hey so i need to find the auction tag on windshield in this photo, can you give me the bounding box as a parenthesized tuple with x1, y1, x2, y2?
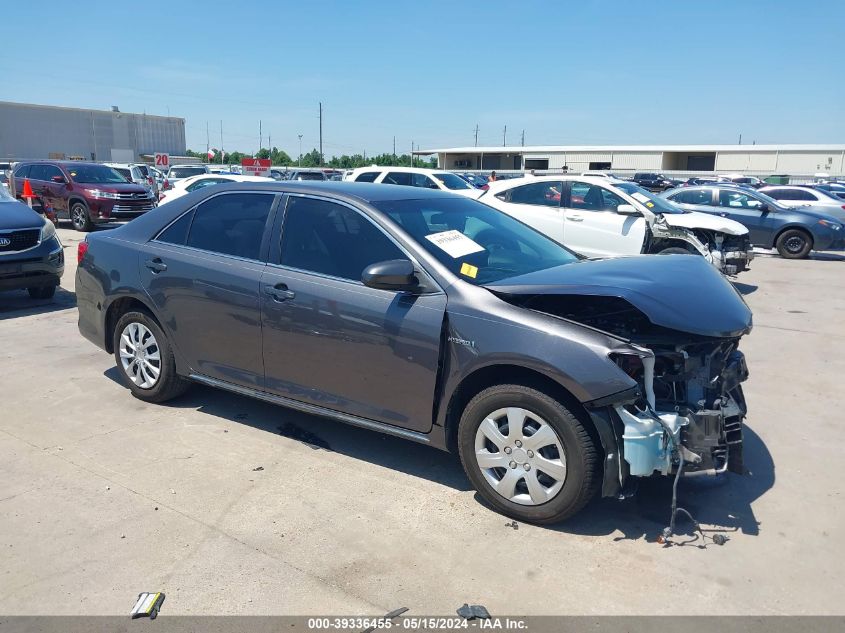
(425, 230, 485, 258)
(630, 192, 651, 204)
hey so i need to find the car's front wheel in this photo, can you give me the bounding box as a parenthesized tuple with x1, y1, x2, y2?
(775, 229, 813, 259)
(70, 201, 94, 232)
(112, 310, 189, 403)
(457, 385, 599, 524)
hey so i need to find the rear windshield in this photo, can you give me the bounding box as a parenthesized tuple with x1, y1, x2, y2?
(433, 172, 472, 190)
(294, 172, 326, 180)
(113, 168, 133, 180)
(169, 167, 207, 178)
(66, 164, 129, 184)
(135, 165, 150, 176)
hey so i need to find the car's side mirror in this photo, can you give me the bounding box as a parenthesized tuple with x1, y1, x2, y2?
(758, 204, 769, 212)
(51, 175, 66, 184)
(617, 204, 639, 215)
(362, 259, 419, 291)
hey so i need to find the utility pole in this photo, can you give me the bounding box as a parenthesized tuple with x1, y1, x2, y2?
(259, 120, 262, 156)
(521, 129, 525, 146)
(503, 125, 507, 147)
(220, 120, 224, 165)
(738, 133, 742, 145)
(298, 134, 303, 167)
(474, 124, 479, 147)
(393, 136, 396, 161)
(206, 121, 210, 164)
(318, 102, 323, 167)
(410, 141, 414, 167)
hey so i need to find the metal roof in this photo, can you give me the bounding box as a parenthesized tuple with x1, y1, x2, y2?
(415, 144, 845, 154)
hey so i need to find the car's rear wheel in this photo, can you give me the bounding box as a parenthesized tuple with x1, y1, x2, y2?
(70, 201, 93, 232)
(112, 310, 189, 403)
(775, 229, 812, 259)
(27, 286, 56, 299)
(457, 385, 598, 524)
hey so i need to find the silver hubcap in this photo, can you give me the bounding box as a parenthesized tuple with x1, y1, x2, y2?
(474, 407, 566, 506)
(119, 322, 161, 389)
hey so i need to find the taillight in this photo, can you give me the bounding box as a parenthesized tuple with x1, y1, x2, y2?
(77, 240, 89, 264)
(159, 193, 166, 202)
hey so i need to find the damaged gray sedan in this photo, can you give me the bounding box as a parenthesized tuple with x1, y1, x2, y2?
(76, 183, 751, 524)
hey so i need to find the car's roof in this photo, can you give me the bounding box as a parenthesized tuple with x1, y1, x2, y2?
(185, 180, 463, 202)
(484, 174, 635, 195)
(349, 166, 450, 175)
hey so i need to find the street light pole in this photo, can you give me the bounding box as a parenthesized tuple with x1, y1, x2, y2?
(298, 134, 303, 167)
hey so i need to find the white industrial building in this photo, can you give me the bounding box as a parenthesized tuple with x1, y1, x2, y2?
(415, 144, 845, 177)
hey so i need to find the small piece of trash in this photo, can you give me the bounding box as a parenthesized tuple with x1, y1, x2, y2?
(154, 507, 158, 511)
(170, 489, 176, 495)
(106, 486, 111, 491)
(252, 466, 264, 472)
(223, 430, 229, 433)
(505, 521, 519, 530)
(130, 592, 165, 619)
(57, 446, 63, 451)
(121, 535, 126, 539)
(457, 603, 490, 620)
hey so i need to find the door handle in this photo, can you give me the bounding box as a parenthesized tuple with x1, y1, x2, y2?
(264, 283, 295, 302)
(144, 258, 167, 273)
(567, 215, 584, 222)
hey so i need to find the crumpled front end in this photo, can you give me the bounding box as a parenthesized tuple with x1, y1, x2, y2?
(612, 340, 749, 479)
(651, 215, 754, 275)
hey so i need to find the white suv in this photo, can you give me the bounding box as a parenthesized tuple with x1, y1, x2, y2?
(480, 176, 753, 275)
(344, 166, 482, 199)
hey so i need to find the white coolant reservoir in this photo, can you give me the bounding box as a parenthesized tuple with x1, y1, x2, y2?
(617, 408, 688, 476)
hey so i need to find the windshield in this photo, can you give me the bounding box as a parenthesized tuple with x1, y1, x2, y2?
(169, 167, 207, 178)
(373, 197, 579, 285)
(66, 164, 129, 184)
(614, 182, 686, 214)
(433, 172, 472, 190)
(294, 172, 326, 180)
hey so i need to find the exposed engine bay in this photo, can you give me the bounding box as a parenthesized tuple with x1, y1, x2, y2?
(509, 293, 749, 482)
(649, 216, 753, 276)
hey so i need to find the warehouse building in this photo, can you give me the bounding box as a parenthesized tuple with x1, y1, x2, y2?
(416, 144, 845, 177)
(0, 101, 186, 162)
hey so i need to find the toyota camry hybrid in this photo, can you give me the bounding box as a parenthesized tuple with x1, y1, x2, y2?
(76, 182, 751, 524)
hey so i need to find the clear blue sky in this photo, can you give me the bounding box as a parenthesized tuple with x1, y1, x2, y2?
(1, 0, 843, 157)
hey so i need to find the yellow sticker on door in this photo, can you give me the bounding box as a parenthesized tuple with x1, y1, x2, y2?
(460, 262, 478, 278)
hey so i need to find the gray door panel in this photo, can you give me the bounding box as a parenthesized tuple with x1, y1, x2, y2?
(260, 267, 446, 432)
(139, 243, 266, 388)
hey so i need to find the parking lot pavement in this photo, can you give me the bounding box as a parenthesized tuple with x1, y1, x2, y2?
(1, 226, 843, 616)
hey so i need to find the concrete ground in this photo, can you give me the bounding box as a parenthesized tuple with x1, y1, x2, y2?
(1, 226, 843, 616)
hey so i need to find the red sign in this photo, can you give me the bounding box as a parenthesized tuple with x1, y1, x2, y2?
(241, 158, 272, 177)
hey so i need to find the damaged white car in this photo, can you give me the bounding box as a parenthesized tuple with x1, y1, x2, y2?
(480, 176, 753, 275)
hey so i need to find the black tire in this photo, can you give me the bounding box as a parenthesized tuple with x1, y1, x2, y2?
(27, 286, 56, 299)
(457, 384, 599, 524)
(775, 228, 813, 259)
(112, 310, 189, 403)
(70, 200, 94, 232)
(657, 246, 692, 255)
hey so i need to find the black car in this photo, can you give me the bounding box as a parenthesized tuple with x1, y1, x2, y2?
(76, 182, 751, 524)
(633, 172, 681, 191)
(0, 186, 64, 298)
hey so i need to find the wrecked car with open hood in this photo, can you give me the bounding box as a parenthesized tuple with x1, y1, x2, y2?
(480, 175, 754, 276)
(77, 183, 751, 524)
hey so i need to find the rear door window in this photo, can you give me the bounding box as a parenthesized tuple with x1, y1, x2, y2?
(671, 189, 712, 205)
(354, 171, 380, 182)
(568, 182, 621, 211)
(28, 165, 51, 181)
(185, 193, 275, 260)
(506, 181, 563, 207)
(383, 172, 412, 186)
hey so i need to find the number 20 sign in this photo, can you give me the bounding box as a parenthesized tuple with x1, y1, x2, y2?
(154, 153, 170, 169)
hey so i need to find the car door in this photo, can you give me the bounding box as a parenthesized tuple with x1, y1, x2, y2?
(38, 164, 68, 215)
(26, 164, 51, 210)
(713, 189, 773, 246)
(488, 181, 564, 243)
(562, 181, 646, 257)
(139, 191, 278, 388)
(260, 194, 447, 432)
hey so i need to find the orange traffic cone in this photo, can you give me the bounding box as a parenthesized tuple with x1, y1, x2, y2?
(21, 178, 36, 208)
